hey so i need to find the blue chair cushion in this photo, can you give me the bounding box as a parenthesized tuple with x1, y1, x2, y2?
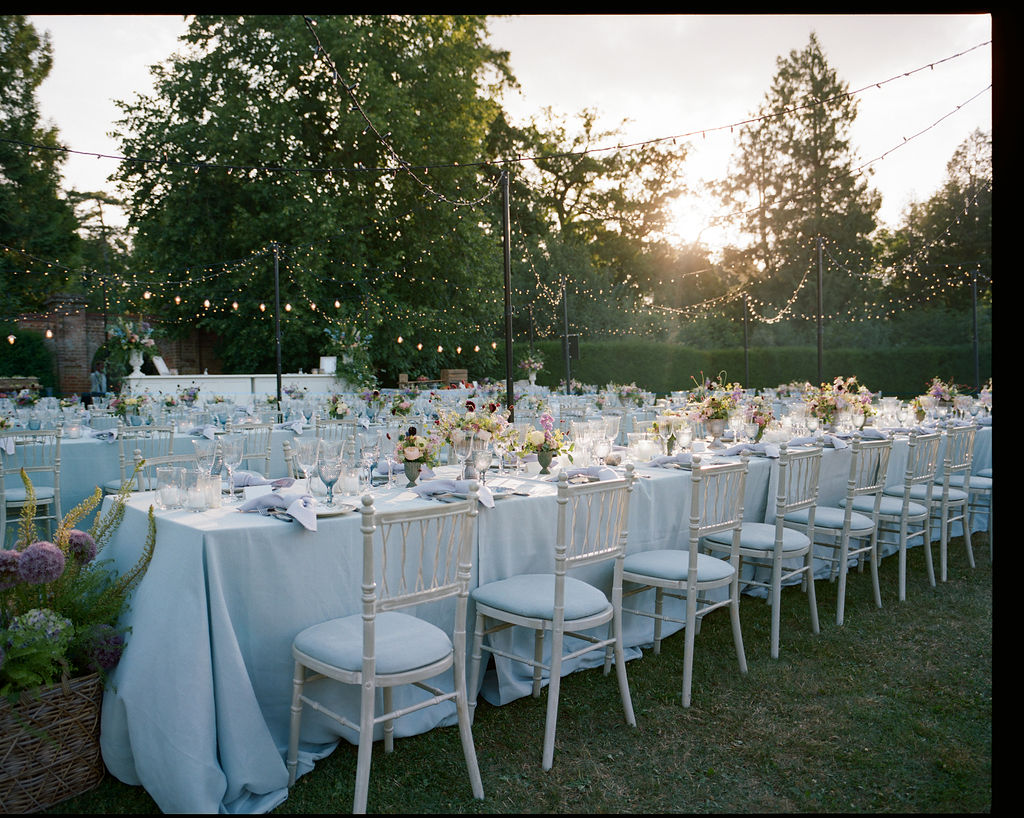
(939, 474, 992, 491)
(471, 574, 610, 622)
(624, 549, 734, 584)
(3, 486, 56, 503)
(841, 494, 928, 519)
(785, 505, 874, 532)
(705, 521, 810, 553)
(884, 484, 968, 502)
(293, 610, 452, 675)
(977, 468, 991, 479)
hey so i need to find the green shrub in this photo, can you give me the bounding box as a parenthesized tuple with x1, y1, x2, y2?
(0, 324, 56, 389)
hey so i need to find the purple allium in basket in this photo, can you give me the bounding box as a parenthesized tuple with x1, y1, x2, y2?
(79, 623, 126, 672)
(67, 529, 97, 564)
(0, 548, 20, 590)
(17, 540, 65, 584)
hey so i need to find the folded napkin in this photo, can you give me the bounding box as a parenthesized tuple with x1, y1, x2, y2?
(190, 425, 219, 440)
(648, 453, 694, 468)
(409, 479, 493, 508)
(87, 428, 118, 442)
(718, 442, 781, 458)
(1, 437, 13, 456)
(977, 415, 992, 426)
(786, 434, 847, 449)
(232, 471, 295, 489)
(239, 491, 317, 531)
(547, 465, 619, 482)
(275, 420, 306, 435)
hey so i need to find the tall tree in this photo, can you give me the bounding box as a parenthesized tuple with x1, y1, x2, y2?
(876, 128, 991, 313)
(110, 14, 516, 379)
(715, 32, 882, 328)
(0, 15, 81, 319)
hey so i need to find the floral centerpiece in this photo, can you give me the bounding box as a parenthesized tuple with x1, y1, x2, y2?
(179, 385, 200, 406)
(109, 393, 148, 419)
(14, 389, 39, 408)
(616, 383, 645, 408)
(326, 394, 350, 419)
(926, 377, 960, 403)
(520, 413, 572, 473)
(686, 372, 742, 422)
(324, 324, 376, 389)
(804, 376, 874, 427)
(743, 395, 776, 442)
(390, 394, 414, 417)
(160, 393, 178, 409)
(560, 378, 595, 396)
(209, 394, 228, 405)
(518, 353, 544, 375)
(106, 316, 158, 374)
(0, 415, 12, 430)
(282, 384, 307, 401)
(978, 378, 992, 408)
(59, 395, 81, 410)
(359, 389, 388, 418)
(435, 401, 509, 448)
(393, 426, 442, 486)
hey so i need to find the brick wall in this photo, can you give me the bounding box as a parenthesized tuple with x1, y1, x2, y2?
(16, 295, 223, 396)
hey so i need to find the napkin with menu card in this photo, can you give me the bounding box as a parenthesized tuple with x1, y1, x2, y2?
(232, 471, 295, 489)
(239, 491, 317, 530)
(718, 442, 781, 458)
(190, 425, 218, 440)
(546, 465, 619, 482)
(87, 427, 118, 443)
(275, 420, 307, 435)
(787, 434, 848, 449)
(409, 479, 494, 508)
(648, 453, 695, 469)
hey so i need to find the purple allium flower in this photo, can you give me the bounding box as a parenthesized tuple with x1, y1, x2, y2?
(0, 549, 20, 591)
(77, 623, 126, 673)
(67, 529, 97, 564)
(17, 541, 65, 585)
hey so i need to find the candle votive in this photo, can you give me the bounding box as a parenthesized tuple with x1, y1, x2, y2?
(156, 467, 183, 510)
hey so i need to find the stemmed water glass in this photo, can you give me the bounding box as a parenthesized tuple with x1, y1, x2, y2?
(192, 437, 217, 475)
(295, 438, 320, 494)
(317, 440, 343, 507)
(472, 442, 493, 485)
(452, 430, 473, 479)
(220, 435, 244, 505)
(655, 416, 672, 456)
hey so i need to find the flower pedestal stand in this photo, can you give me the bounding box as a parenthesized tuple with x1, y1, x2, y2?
(403, 461, 421, 487)
(0, 673, 105, 813)
(128, 349, 144, 377)
(707, 418, 727, 449)
(537, 450, 554, 474)
(528, 372, 537, 385)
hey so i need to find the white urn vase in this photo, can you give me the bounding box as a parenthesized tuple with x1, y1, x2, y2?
(129, 350, 144, 376)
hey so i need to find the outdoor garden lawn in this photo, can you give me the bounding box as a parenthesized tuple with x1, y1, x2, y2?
(48, 533, 991, 815)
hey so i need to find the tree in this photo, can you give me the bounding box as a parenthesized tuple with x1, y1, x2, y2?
(715, 32, 882, 330)
(0, 15, 81, 320)
(109, 14, 516, 380)
(876, 128, 991, 313)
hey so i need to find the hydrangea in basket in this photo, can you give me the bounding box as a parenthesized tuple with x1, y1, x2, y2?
(0, 467, 156, 812)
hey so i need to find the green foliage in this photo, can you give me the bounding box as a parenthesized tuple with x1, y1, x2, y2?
(0, 466, 157, 698)
(0, 323, 55, 387)
(0, 15, 82, 319)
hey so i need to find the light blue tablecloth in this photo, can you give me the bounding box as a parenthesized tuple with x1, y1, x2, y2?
(96, 428, 990, 813)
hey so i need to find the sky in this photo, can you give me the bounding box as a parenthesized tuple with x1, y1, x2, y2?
(29, 14, 993, 251)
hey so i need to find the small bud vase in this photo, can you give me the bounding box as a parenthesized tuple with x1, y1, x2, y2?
(403, 461, 421, 487)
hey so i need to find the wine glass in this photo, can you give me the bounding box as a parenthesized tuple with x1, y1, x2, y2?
(472, 443, 493, 485)
(220, 435, 245, 505)
(357, 430, 380, 493)
(295, 438, 320, 494)
(452, 430, 473, 479)
(806, 415, 819, 436)
(593, 437, 611, 465)
(192, 437, 217, 475)
(317, 440, 344, 507)
(655, 416, 672, 456)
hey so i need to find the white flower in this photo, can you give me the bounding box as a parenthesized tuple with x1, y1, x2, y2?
(527, 430, 546, 447)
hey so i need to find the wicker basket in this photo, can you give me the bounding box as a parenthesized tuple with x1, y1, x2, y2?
(0, 673, 105, 813)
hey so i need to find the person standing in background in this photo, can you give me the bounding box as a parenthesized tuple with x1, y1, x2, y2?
(87, 360, 107, 406)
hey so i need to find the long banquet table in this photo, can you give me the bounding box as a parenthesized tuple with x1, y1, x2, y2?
(95, 426, 990, 814)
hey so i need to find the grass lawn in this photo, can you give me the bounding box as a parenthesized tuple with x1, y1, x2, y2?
(47, 533, 992, 814)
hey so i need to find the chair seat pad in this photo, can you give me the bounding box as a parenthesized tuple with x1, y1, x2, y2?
(471, 574, 610, 622)
(624, 549, 734, 584)
(4, 486, 55, 503)
(293, 611, 452, 675)
(939, 474, 992, 491)
(841, 494, 928, 519)
(977, 467, 991, 478)
(706, 522, 809, 553)
(785, 505, 874, 532)
(885, 484, 968, 502)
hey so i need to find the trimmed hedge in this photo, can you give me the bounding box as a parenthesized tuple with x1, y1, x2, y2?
(519, 339, 992, 399)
